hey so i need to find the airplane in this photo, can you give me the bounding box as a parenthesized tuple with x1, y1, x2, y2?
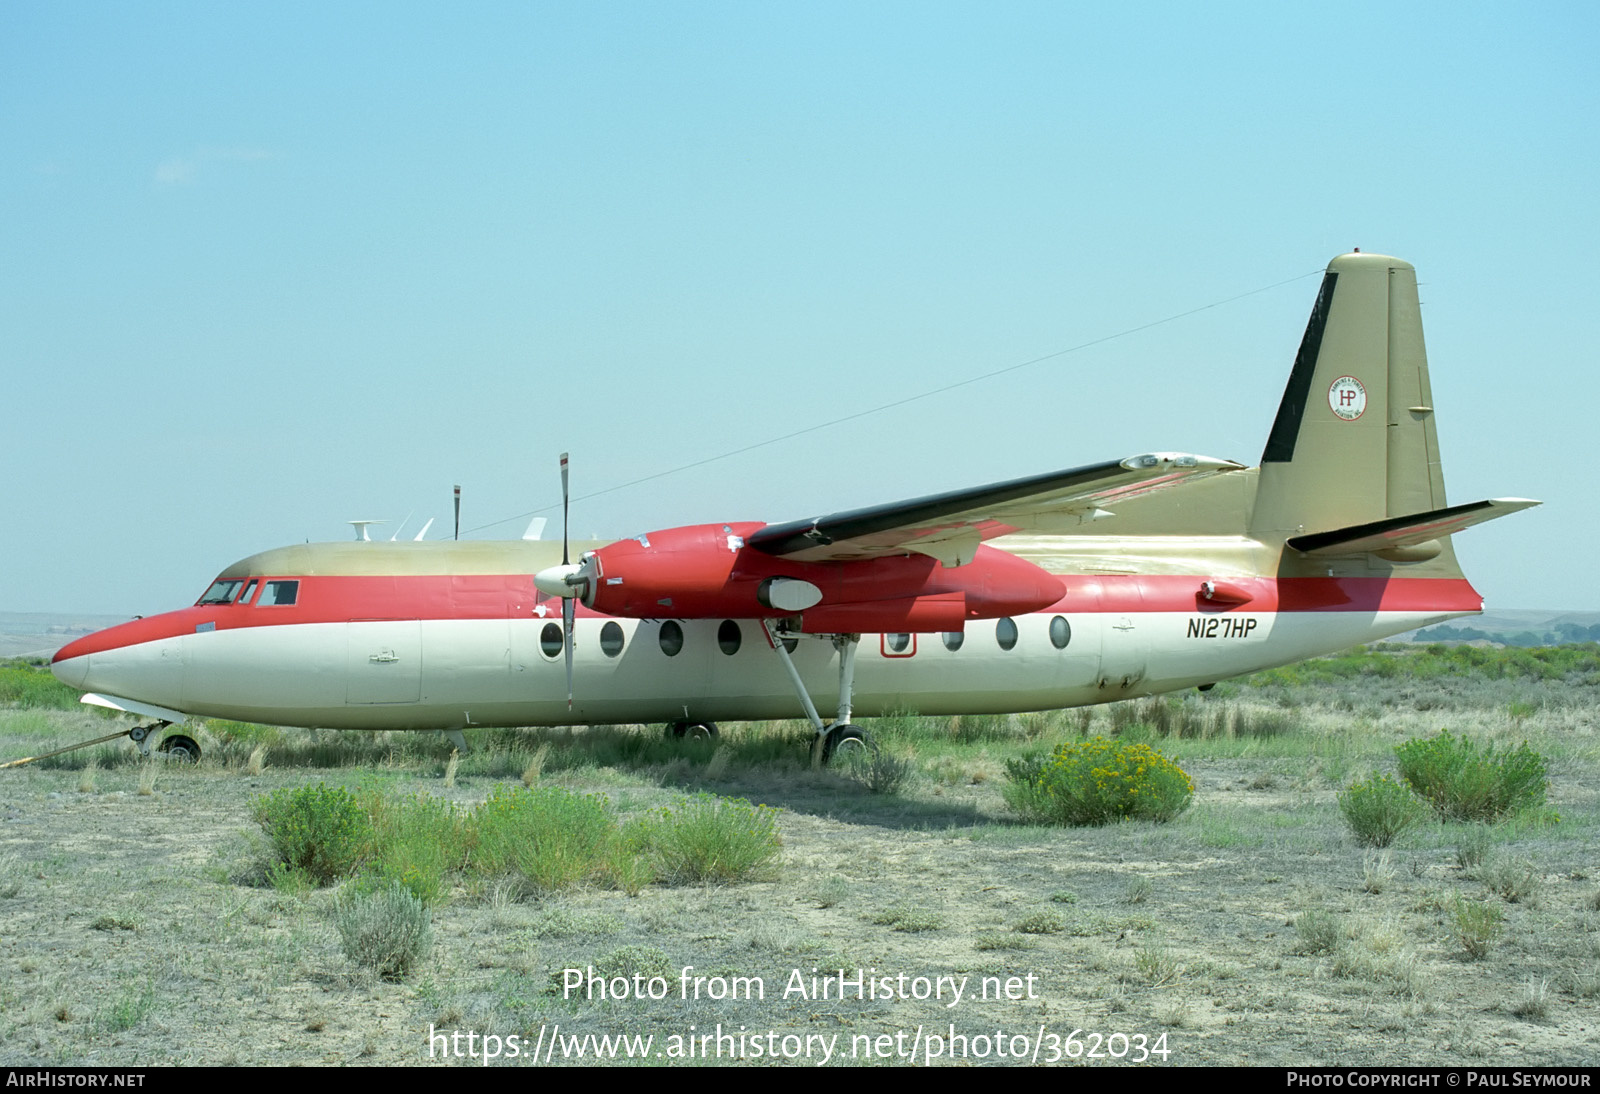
(46, 252, 1538, 766)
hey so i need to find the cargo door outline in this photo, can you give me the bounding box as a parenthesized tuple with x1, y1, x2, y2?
(1097, 584, 1148, 693)
(347, 621, 422, 704)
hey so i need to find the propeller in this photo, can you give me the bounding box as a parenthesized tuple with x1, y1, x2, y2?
(533, 453, 595, 711)
(561, 454, 574, 710)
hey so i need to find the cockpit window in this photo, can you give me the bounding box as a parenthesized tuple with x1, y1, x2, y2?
(197, 579, 244, 605)
(238, 580, 258, 605)
(258, 580, 299, 606)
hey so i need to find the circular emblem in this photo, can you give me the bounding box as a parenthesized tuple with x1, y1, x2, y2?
(1328, 376, 1366, 421)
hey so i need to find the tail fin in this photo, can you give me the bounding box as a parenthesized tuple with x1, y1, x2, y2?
(1251, 252, 1448, 538)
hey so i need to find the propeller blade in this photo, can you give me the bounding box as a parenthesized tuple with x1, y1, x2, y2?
(563, 595, 575, 712)
(560, 452, 570, 567)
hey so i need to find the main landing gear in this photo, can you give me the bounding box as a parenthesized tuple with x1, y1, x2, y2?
(666, 720, 719, 741)
(760, 621, 877, 767)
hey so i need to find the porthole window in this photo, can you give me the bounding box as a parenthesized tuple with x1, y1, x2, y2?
(941, 631, 964, 652)
(600, 621, 624, 658)
(540, 622, 562, 658)
(996, 617, 1018, 651)
(659, 620, 684, 657)
(717, 619, 741, 656)
(1049, 615, 1071, 650)
(886, 633, 910, 654)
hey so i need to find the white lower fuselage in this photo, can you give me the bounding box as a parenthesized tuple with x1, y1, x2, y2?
(53, 601, 1471, 732)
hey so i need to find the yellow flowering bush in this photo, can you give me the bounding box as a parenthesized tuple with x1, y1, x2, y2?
(1004, 738, 1194, 825)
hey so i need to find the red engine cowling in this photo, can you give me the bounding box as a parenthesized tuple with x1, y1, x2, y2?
(574, 521, 1066, 632)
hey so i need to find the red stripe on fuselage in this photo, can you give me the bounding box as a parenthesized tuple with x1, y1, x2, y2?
(52, 572, 1480, 663)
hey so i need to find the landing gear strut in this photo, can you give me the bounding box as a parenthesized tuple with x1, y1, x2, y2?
(761, 621, 874, 766)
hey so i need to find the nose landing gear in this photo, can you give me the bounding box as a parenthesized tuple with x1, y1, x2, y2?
(0, 720, 200, 769)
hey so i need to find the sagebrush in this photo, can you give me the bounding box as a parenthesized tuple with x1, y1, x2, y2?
(335, 879, 433, 980)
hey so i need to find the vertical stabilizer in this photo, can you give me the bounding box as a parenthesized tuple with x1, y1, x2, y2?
(1251, 253, 1448, 538)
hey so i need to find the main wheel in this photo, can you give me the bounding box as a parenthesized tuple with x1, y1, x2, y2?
(666, 720, 719, 741)
(157, 734, 201, 763)
(819, 723, 873, 765)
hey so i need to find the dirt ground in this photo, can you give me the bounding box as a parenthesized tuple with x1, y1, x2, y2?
(1, 697, 1597, 1068)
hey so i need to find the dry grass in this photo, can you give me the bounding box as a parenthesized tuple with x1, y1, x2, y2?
(0, 658, 1595, 1066)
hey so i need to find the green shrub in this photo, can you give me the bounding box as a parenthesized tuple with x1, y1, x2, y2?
(1003, 739, 1193, 826)
(1395, 731, 1548, 821)
(335, 879, 432, 980)
(1449, 893, 1504, 960)
(1338, 773, 1427, 847)
(472, 785, 622, 893)
(644, 794, 782, 884)
(252, 784, 371, 884)
(361, 792, 467, 906)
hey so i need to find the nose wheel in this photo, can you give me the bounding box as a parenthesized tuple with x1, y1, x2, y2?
(156, 734, 201, 763)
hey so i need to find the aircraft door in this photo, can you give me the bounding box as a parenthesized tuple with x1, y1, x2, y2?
(347, 621, 422, 704)
(1096, 582, 1149, 694)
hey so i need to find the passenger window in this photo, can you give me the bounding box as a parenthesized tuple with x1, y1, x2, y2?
(941, 631, 964, 652)
(996, 617, 1018, 651)
(259, 580, 299, 606)
(1050, 616, 1072, 650)
(717, 620, 741, 656)
(600, 621, 624, 658)
(659, 620, 684, 657)
(540, 623, 563, 658)
(885, 633, 911, 654)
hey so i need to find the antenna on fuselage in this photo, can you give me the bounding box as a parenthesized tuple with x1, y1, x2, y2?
(348, 520, 386, 541)
(454, 485, 461, 540)
(414, 517, 434, 541)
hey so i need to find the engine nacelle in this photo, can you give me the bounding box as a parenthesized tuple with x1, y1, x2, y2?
(571, 521, 1067, 629)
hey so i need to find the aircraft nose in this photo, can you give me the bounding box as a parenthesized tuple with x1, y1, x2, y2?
(51, 642, 90, 689)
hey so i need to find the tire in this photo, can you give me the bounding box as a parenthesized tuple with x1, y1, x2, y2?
(157, 734, 201, 763)
(820, 723, 873, 765)
(667, 720, 719, 741)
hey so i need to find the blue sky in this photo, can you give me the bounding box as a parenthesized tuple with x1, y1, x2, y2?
(3, 2, 1596, 615)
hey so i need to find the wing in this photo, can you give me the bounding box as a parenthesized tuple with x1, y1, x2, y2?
(746, 452, 1244, 565)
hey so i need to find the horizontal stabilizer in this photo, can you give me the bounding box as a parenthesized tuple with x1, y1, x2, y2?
(1285, 498, 1540, 558)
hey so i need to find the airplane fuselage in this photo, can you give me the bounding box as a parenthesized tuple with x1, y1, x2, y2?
(49, 534, 1480, 732)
